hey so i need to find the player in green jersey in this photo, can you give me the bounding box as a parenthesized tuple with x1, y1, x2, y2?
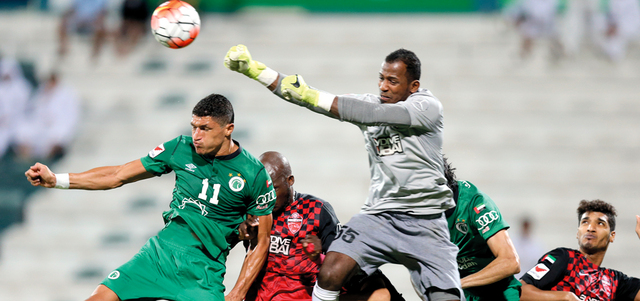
(443, 158, 522, 301)
(24, 94, 275, 301)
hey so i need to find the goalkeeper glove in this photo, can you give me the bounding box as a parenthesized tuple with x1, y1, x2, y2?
(281, 74, 335, 111)
(224, 44, 278, 86)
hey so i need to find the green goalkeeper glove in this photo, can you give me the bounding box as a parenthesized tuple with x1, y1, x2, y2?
(224, 44, 278, 86)
(281, 74, 335, 111)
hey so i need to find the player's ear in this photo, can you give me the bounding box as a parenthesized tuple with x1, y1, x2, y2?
(224, 122, 234, 136)
(288, 175, 295, 186)
(609, 230, 616, 243)
(409, 79, 420, 93)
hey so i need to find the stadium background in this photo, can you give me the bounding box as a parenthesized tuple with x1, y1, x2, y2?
(1, 0, 639, 300)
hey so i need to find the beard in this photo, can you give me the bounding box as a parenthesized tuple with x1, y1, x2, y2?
(579, 238, 608, 255)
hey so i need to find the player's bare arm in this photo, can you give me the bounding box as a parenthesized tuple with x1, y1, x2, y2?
(225, 213, 273, 301)
(459, 229, 520, 289)
(520, 283, 580, 301)
(25, 159, 154, 190)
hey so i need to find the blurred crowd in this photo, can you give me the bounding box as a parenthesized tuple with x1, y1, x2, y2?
(0, 55, 80, 238)
(58, 0, 150, 62)
(504, 0, 640, 62)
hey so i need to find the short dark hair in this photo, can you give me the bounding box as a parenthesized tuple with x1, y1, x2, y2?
(385, 48, 421, 82)
(192, 93, 234, 125)
(443, 156, 458, 202)
(577, 199, 617, 231)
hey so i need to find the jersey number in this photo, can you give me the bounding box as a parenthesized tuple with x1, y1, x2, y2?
(335, 226, 359, 243)
(198, 179, 220, 205)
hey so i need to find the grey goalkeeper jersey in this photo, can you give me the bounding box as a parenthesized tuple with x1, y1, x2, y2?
(338, 89, 454, 215)
(274, 78, 453, 215)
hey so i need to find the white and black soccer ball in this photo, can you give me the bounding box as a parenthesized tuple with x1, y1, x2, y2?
(150, 0, 200, 49)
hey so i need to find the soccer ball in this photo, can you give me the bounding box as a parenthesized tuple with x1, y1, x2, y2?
(150, 1, 200, 49)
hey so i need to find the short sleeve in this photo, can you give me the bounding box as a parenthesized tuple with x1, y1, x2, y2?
(318, 201, 340, 252)
(615, 271, 640, 300)
(469, 190, 510, 241)
(521, 248, 569, 290)
(140, 136, 182, 175)
(246, 166, 275, 216)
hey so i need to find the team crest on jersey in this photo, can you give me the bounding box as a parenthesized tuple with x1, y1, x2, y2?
(287, 212, 303, 234)
(148, 143, 165, 158)
(229, 176, 245, 192)
(455, 220, 469, 234)
(374, 134, 403, 156)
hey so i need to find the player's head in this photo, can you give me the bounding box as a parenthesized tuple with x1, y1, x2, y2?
(379, 48, 420, 104)
(576, 199, 617, 255)
(442, 156, 458, 203)
(259, 151, 294, 216)
(190, 94, 235, 156)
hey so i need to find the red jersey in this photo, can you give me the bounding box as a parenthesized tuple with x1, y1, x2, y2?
(521, 248, 640, 301)
(245, 192, 339, 301)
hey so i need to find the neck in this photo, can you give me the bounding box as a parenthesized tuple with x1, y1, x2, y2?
(207, 139, 237, 158)
(580, 248, 606, 266)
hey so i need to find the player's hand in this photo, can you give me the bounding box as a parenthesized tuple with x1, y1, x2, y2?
(301, 234, 322, 261)
(238, 215, 259, 241)
(635, 215, 640, 240)
(24, 162, 56, 188)
(281, 74, 321, 106)
(224, 44, 267, 80)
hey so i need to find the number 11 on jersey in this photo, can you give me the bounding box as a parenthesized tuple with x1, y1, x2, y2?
(198, 178, 220, 204)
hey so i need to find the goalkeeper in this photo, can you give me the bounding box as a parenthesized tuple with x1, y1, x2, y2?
(225, 45, 463, 301)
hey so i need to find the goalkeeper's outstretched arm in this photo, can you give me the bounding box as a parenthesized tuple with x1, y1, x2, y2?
(225, 44, 413, 127)
(224, 44, 339, 118)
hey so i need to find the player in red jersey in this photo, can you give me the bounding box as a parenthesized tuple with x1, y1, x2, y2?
(242, 151, 404, 301)
(520, 199, 640, 301)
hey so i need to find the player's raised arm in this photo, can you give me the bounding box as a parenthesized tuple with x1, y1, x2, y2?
(224, 44, 339, 117)
(225, 44, 426, 128)
(25, 159, 154, 190)
(225, 213, 273, 301)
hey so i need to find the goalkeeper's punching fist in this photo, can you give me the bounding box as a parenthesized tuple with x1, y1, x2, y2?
(224, 44, 337, 113)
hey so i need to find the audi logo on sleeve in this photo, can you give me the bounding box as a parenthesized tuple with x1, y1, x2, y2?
(476, 210, 499, 228)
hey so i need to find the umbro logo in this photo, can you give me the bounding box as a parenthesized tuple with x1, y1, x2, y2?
(185, 163, 197, 172)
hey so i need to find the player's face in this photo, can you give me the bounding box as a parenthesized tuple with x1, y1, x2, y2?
(191, 115, 233, 156)
(378, 61, 419, 104)
(577, 211, 615, 254)
(270, 173, 293, 215)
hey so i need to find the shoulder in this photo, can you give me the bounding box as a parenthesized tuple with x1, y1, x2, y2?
(456, 180, 487, 206)
(294, 192, 330, 207)
(405, 89, 442, 106)
(148, 135, 190, 157)
(233, 147, 267, 175)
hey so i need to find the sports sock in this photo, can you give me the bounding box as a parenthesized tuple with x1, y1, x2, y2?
(312, 283, 340, 301)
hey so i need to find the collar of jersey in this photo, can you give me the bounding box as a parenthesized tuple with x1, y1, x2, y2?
(201, 139, 242, 162)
